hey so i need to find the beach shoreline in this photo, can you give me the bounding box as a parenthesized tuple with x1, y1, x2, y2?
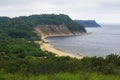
(35, 32, 92, 59)
(40, 42, 83, 59)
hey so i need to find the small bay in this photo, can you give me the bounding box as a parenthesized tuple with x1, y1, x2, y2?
(47, 24, 120, 57)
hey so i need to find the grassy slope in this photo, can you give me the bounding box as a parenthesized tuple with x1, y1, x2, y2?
(0, 71, 120, 80)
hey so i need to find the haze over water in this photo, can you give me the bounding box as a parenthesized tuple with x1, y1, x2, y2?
(47, 24, 120, 57)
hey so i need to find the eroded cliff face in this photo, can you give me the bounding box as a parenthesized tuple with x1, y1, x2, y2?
(35, 24, 85, 39)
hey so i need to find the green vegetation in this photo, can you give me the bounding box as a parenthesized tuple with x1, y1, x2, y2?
(0, 72, 120, 80)
(1, 49, 120, 80)
(0, 14, 120, 80)
(0, 16, 40, 41)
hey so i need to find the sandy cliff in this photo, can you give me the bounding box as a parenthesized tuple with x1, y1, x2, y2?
(35, 24, 86, 39)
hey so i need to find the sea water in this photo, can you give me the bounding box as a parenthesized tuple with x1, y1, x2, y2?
(47, 24, 120, 57)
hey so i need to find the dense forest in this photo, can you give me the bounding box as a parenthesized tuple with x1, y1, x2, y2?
(0, 14, 120, 80)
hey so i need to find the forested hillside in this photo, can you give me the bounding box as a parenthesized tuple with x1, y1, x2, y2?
(0, 14, 86, 40)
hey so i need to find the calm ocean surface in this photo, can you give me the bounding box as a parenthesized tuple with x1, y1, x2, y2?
(47, 24, 120, 57)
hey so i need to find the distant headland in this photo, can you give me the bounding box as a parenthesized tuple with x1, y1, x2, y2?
(74, 20, 101, 27)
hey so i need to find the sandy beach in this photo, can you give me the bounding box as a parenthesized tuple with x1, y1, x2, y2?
(40, 41, 83, 59)
(35, 34, 88, 59)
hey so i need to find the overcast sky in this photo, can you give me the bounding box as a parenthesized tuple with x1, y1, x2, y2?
(0, 0, 120, 24)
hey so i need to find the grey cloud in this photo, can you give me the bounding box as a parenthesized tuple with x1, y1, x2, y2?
(99, 0, 120, 10)
(0, 0, 33, 6)
(0, 0, 120, 23)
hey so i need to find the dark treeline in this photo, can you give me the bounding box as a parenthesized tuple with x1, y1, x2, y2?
(1, 50, 120, 75)
(0, 16, 39, 41)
